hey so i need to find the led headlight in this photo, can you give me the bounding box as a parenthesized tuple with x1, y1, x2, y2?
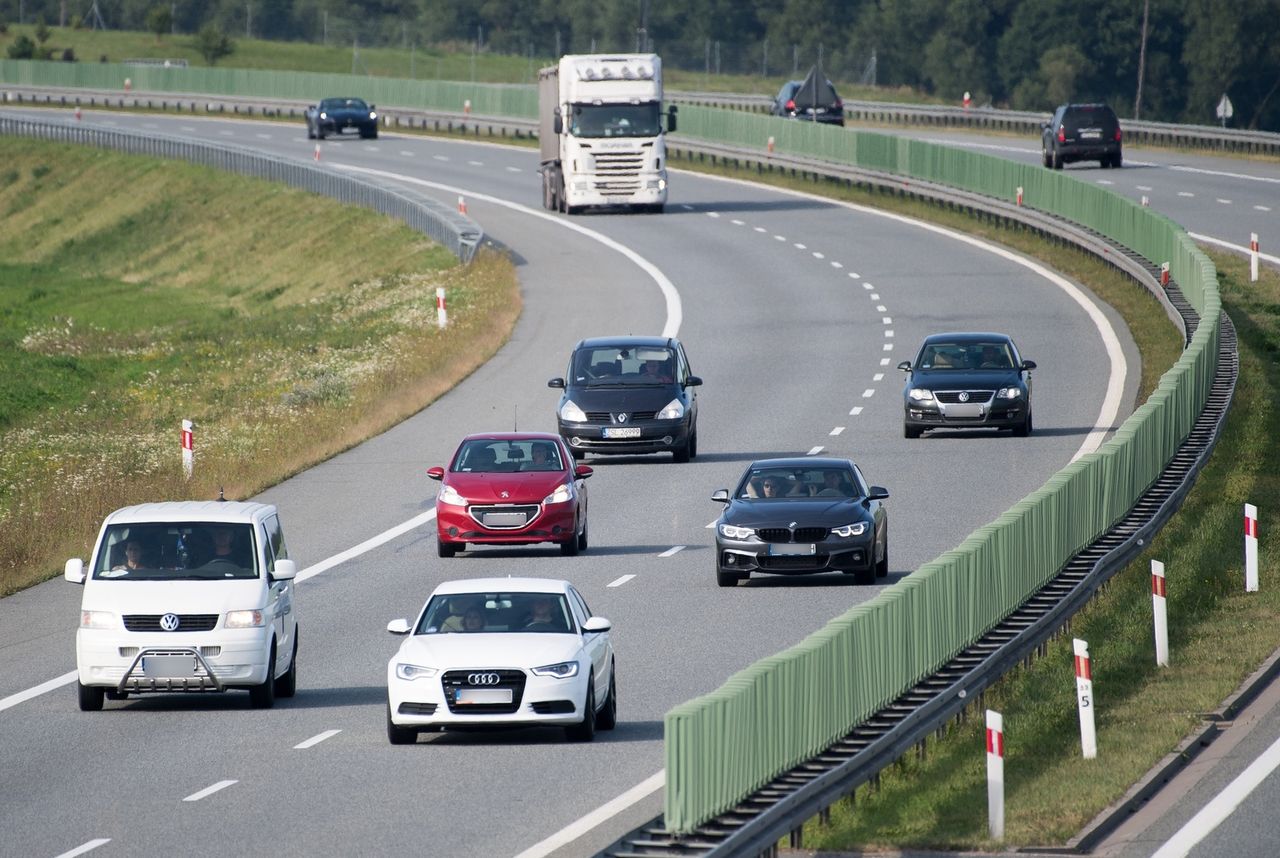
(831, 522, 868, 538)
(560, 399, 587, 422)
(719, 523, 754, 539)
(225, 609, 265, 629)
(656, 398, 684, 420)
(395, 663, 438, 681)
(908, 388, 936, 402)
(437, 485, 467, 506)
(531, 661, 579, 678)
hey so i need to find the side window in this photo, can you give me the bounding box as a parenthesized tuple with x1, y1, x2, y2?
(852, 466, 870, 497)
(677, 346, 690, 383)
(264, 515, 289, 575)
(568, 588, 591, 625)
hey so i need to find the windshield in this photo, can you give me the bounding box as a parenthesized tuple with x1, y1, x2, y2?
(322, 98, 368, 111)
(93, 522, 258, 580)
(917, 341, 1014, 371)
(569, 102, 662, 138)
(416, 592, 575, 634)
(453, 439, 565, 473)
(736, 467, 862, 500)
(570, 345, 676, 386)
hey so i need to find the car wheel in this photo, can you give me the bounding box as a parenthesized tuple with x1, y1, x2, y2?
(274, 631, 298, 698)
(596, 664, 617, 731)
(561, 521, 581, 556)
(1052, 148, 1063, 170)
(673, 436, 692, 463)
(847, 567, 876, 585)
(576, 516, 589, 552)
(1014, 411, 1032, 437)
(77, 682, 105, 712)
(306, 123, 315, 140)
(876, 542, 889, 578)
(688, 427, 698, 459)
(1042, 145, 1051, 168)
(565, 673, 596, 742)
(1112, 152, 1123, 169)
(249, 643, 277, 709)
(904, 424, 922, 439)
(437, 537, 458, 558)
(387, 701, 418, 745)
(716, 564, 744, 587)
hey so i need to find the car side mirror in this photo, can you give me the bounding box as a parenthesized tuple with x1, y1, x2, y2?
(1022, 360, 1037, 371)
(897, 361, 912, 371)
(387, 618, 411, 635)
(667, 106, 678, 133)
(574, 464, 594, 479)
(554, 115, 563, 134)
(548, 377, 566, 389)
(271, 558, 297, 581)
(867, 486, 889, 502)
(370, 104, 376, 111)
(65, 558, 86, 584)
(685, 375, 702, 387)
(711, 489, 730, 504)
(582, 616, 611, 634)
(427, 466, 445, 481)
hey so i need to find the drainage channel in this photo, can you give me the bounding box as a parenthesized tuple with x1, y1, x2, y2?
(597, 275, 1237, 858)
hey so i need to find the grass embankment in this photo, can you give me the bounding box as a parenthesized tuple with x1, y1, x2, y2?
(0, 137, 519, 595)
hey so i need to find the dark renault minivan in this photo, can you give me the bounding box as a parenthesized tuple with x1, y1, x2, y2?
(548, 336, 701, 462)
(1042, 103, 1122, 169)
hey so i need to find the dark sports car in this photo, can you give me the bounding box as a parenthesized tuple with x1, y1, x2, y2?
(305, 97, 379, 140)
(898, 332, 1036, 438)
(711, 458, 888, 587)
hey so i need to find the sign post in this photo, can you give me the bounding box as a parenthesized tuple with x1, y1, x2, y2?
(1216, 93, 1233, 128)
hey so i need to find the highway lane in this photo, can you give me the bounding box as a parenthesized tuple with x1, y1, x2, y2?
(0, 109, 1133, 857)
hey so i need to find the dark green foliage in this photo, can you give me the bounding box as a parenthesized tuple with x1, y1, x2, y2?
(7, 33, 35, 60)
(194, 23, 234, 65)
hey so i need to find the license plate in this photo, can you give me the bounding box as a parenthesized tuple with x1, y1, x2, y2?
(602, 427, 641, 439)
(1080, 130, 1101, 139)
(142, 655, 198, 678)
(482, 512, 527, 527)
(455, 687, 512, 704)
(944, 403, 985, 418)
(769, 543, 815, 556)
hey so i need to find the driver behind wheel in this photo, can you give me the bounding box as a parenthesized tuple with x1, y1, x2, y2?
(206, 525, 251, 569)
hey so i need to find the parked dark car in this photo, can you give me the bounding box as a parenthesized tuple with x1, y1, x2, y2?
(1042, 103, 1121, 169)
(898, 332, 1036, 438)
(548, 336, 701, 462)
(711, 458, 888, 587)
(305, 97, 379, 140)
(771, 71, 845, 126)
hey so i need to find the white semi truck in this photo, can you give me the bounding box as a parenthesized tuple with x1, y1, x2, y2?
(538, 53, 676, 214)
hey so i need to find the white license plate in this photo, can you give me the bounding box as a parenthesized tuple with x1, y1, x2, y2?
(769, 543, 815, 556)
(142, 655, 198, 678)
(482, 512, 527, 527)
(1080, 131, 1101, 139)
(944, 403, 985, 418)
(455, 687, 512, 705)
(602, 427, 642, 439)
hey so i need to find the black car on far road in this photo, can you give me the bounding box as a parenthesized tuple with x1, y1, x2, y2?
(712, 458, 888, 587)
(1042, 102, 1122, 169)
(305, 97, 379, 140)
(898, 332, 1036, 438)
(771, 73, 845, 126)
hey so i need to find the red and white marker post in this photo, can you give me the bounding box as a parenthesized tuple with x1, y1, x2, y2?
(124, 77, 132, 92)
(986, 709, 1004, 840)
(1074, 638, 1097, 759)
(1141, 195, 1150, 207)
(963, 90, 972, 112)
(1250, 233, 1260, 283)
(181, 419, 194, 479)
(313, 143, 321, 161)
(767, 135, 775, 155)
(1016, 186, 1023, 206)
(436, 287, 448, 329)
(1160, 262, 1170, 286)
(457, 195, 467, 215)
(1152, 560, 1169, 667)
(74, 104, 82, 121)
(463, 98, 472, 116)
(1245, 503, 1259, 592)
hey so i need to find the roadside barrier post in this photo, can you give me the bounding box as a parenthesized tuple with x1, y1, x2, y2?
(1160, 262, 1170, 286)
(1074, 638, 1097, 758)
(181, 420, 194, 479)
(963, 90, 971, 112)
(313, 143, 321, 161)
(1152, 560, 1169, 666)
(1141, 195, 1150, 207)
(1016, 186, 1023, 206)
(1246, 503, 1259, 592)
(986, 710, 1004, 840)
(1250, 233, 1260, 283)
(124, 77, 132, 92)
(457, 195, 467, 215)
(436, 287, 448, 329)
(767, 135, 775, 155)
(463, 99, 472, 116)
(74, 104, 82, 121)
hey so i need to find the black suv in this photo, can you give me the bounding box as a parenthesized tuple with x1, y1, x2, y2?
(548, 336, 701, 462)
(771, 73, 845, 126)
(1042, 103, 1122, 169)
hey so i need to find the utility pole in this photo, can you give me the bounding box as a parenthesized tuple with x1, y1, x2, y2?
(1134, 0, 1150, 119)
(245, 3, 251, 39)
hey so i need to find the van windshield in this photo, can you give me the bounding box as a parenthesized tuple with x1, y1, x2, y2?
(93, 523, 258, 580)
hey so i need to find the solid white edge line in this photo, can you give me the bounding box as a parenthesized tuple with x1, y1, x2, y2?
(1188, 232, 1280, 265)
(510, 771, 665, 858)
(55, 839, 111, 858)
(294, 729, 342, 750)
(606, 574, 635, 588)
(1151, 731, 1280, 858)
(658, 545, 685, 558)
(0, 669, 78, 712)
(183, 779, 238, 802)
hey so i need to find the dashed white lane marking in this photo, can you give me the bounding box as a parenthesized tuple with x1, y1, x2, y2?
(850, 406, 864, 416)
(1178, 191, 1195, 197)
(705, 519, 718, 529)
(831, 261, 843, 269)
(255, 133, 272, 139)
(180, 126, 195, 132)
(607, 574, 636, 588)
(848, 271, 861, 279)
(882, 316, 893, 324)
(143, 122, 159, 129)
(754, 226, 767, 232)
(658, 545, 686, 558)
(55, 840, 111, 858)
(885, 330, 895, 338)
(793, 242, 807, 249)
(706, 212, 720, 218)
(468, 160, 484, 166)
(812, 251, 825, 259)
(506, 166, 522, 172)
(1096, 179, 1113, 185)
(1136, 185, 1152, 191)
(731, 219, 744, 225)
(400, 150, 415, 157)
(183, 780, 237, 802)
(830, 426, 845, 436)
(871, 293, 881, 300)
(862, 389, 876, 398)
(218, 130, 234, 136)
(876, 304, 886, 311)
(807, 446, 825, 456)
(883, 343, 894, 351)
(774, 235, 787, 241)
(294, 729, 342, 750)
(366, 146, 380, 152)
(433, 154, 449, 161)
(1255, 205, 1272, 212)
(873, 373, 884, 381)
(880, 358, 891, 366)
(511, 770, 665, 858)
(1217, 198, 1233, 204)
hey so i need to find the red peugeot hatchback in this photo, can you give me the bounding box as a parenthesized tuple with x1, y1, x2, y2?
(427, 433, 593, 558)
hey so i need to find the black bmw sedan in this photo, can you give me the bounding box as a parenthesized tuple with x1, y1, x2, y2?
(711, 458, 888, 587)
(305, 97, 379, 140)
(898, 332, 1035, 438)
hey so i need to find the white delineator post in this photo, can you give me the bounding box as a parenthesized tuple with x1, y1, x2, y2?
(463, 98, 472, 116)
(1250, 233, 1260, 283)
(313, 143, 321, 161)
(181, 420, 194, 479)
(1152, 560, 1169, 667)
(1160, 262, 1170, 286)
(1245, 503, 1259, 592)
(1074, 639, 1097, 759)
(767, 135, 775, 155)
(986, 710, 1004, 840)
(457, 195, 467, 215)
(436, 287, 448, 329)
(1016, 186, 1023, 206)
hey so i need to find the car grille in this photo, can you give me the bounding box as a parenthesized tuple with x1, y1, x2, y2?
(441, 669, 526, 714)
(530, 700, 577, 714)
(123, 614, 219, 632)
(584, 411, 658, 422)
(935, 390, 994, 404)
(467, 504, 540, 529)
(398, 702, 438, 716)
(757, 527, 830, 543)
(593, 151, 644, 192)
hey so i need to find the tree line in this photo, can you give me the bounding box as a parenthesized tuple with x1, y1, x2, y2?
(1, 0, 1276, 129)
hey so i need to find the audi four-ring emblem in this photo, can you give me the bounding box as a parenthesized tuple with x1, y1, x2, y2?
(467, 672, 501, 686)
(159, 613, 180, 631)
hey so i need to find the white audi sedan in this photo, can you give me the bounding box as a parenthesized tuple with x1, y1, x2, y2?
(385, 577, 616, 744)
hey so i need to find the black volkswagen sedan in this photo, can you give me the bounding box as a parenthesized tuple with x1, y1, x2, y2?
(898, 332, 1035, 438)
(305, 97, 379, 140)
(711, 458, 888, 587)
(548, 336, 701, 462)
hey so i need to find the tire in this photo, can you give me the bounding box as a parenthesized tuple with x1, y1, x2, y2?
(78, 682, 104, 712)
(687, 427, 698, 459)
(596, 666, 617, 731)
(366, 129, 378, 140)
(904, 424, 922, 439)
(849, 567, 876, 585)
(316, 128, 326, 141)
(560, 520, 581, 556)
(437, 537, 458, 558)
(306, 122, 315, 140)
(1051, 147, 1063, 170)
(1112, 152, 1123, 169)
(876, 541, 889, 578)
(716, 564, 744, 587)
(673, 437, 692, 463)
(387, 701, 418, 745)
(565, 675, 596, 742)
(1014, 411, 1032, 437)
(1041, 144, 1051, 168)
(274, 631, 298, 698)
(249, 643, 277, 709)
(576, 516, 589, 552)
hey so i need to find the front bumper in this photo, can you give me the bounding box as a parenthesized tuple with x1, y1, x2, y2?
(562, 175, 667, 208)
(904, 399, 1026, 431)
(436, 501, 577, 546)
(387, 665, 589, 729)
(558, 418, 690, 455)
(76, 627, 272, 691)
(716, 536, 875, 576)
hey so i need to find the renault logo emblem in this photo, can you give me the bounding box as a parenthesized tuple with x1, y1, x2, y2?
(617, 413, 628, 423)
(159, 613, 180, 631)
(958, 391, 970, 402)
(467, 672, 501, 686)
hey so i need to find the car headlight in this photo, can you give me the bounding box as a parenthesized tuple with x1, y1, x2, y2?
(437, 484, 467, 506)
(369, 111, 377, 120)
(560, 399, 587, 422)
(531, 661, 579, 678)
(80, 610, 117, 630)
(831, 522, 868, 538)
(997, 387, 1024, 400)
(656, 398, 684, 420)
(225, 609, 265, 629)
(319, 111, 327, 119)
(908, 388, 935, 402)
(395, 663, 438, 681)
(544, 482, 573, 505)
(719, 523, 755, 540)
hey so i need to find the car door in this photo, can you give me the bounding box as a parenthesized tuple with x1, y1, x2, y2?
(676, 342, 697, 419)
(569, 587, 609, 702)
(263, 514, 294, 670)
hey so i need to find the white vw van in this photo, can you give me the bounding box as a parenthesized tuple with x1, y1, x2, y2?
(66, 501, 299, 710)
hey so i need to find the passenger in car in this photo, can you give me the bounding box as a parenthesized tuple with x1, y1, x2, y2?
(462, 608, 486, 632)
(811, 470, 855, 498)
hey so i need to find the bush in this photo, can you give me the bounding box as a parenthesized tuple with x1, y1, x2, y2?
(194, 23, 235, 66)
(34, 18, 51, 44)
(7, 34, 35, 60)
(61, 47, 77, 62)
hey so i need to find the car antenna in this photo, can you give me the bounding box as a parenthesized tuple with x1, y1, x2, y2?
(513, 404, 518, 432)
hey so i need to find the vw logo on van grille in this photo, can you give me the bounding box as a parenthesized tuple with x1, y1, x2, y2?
(467, 672, 501, 686)
(159, 613, 181, 631)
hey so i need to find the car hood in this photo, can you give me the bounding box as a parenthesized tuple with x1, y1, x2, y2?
(907, 369, 1022, 390)
(81, 578, 265, 614)
(564, 386, 681, 412)
(724, 498, 870, 527)
(444, 472, 568, 503)
(394, 633, 583, 670)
